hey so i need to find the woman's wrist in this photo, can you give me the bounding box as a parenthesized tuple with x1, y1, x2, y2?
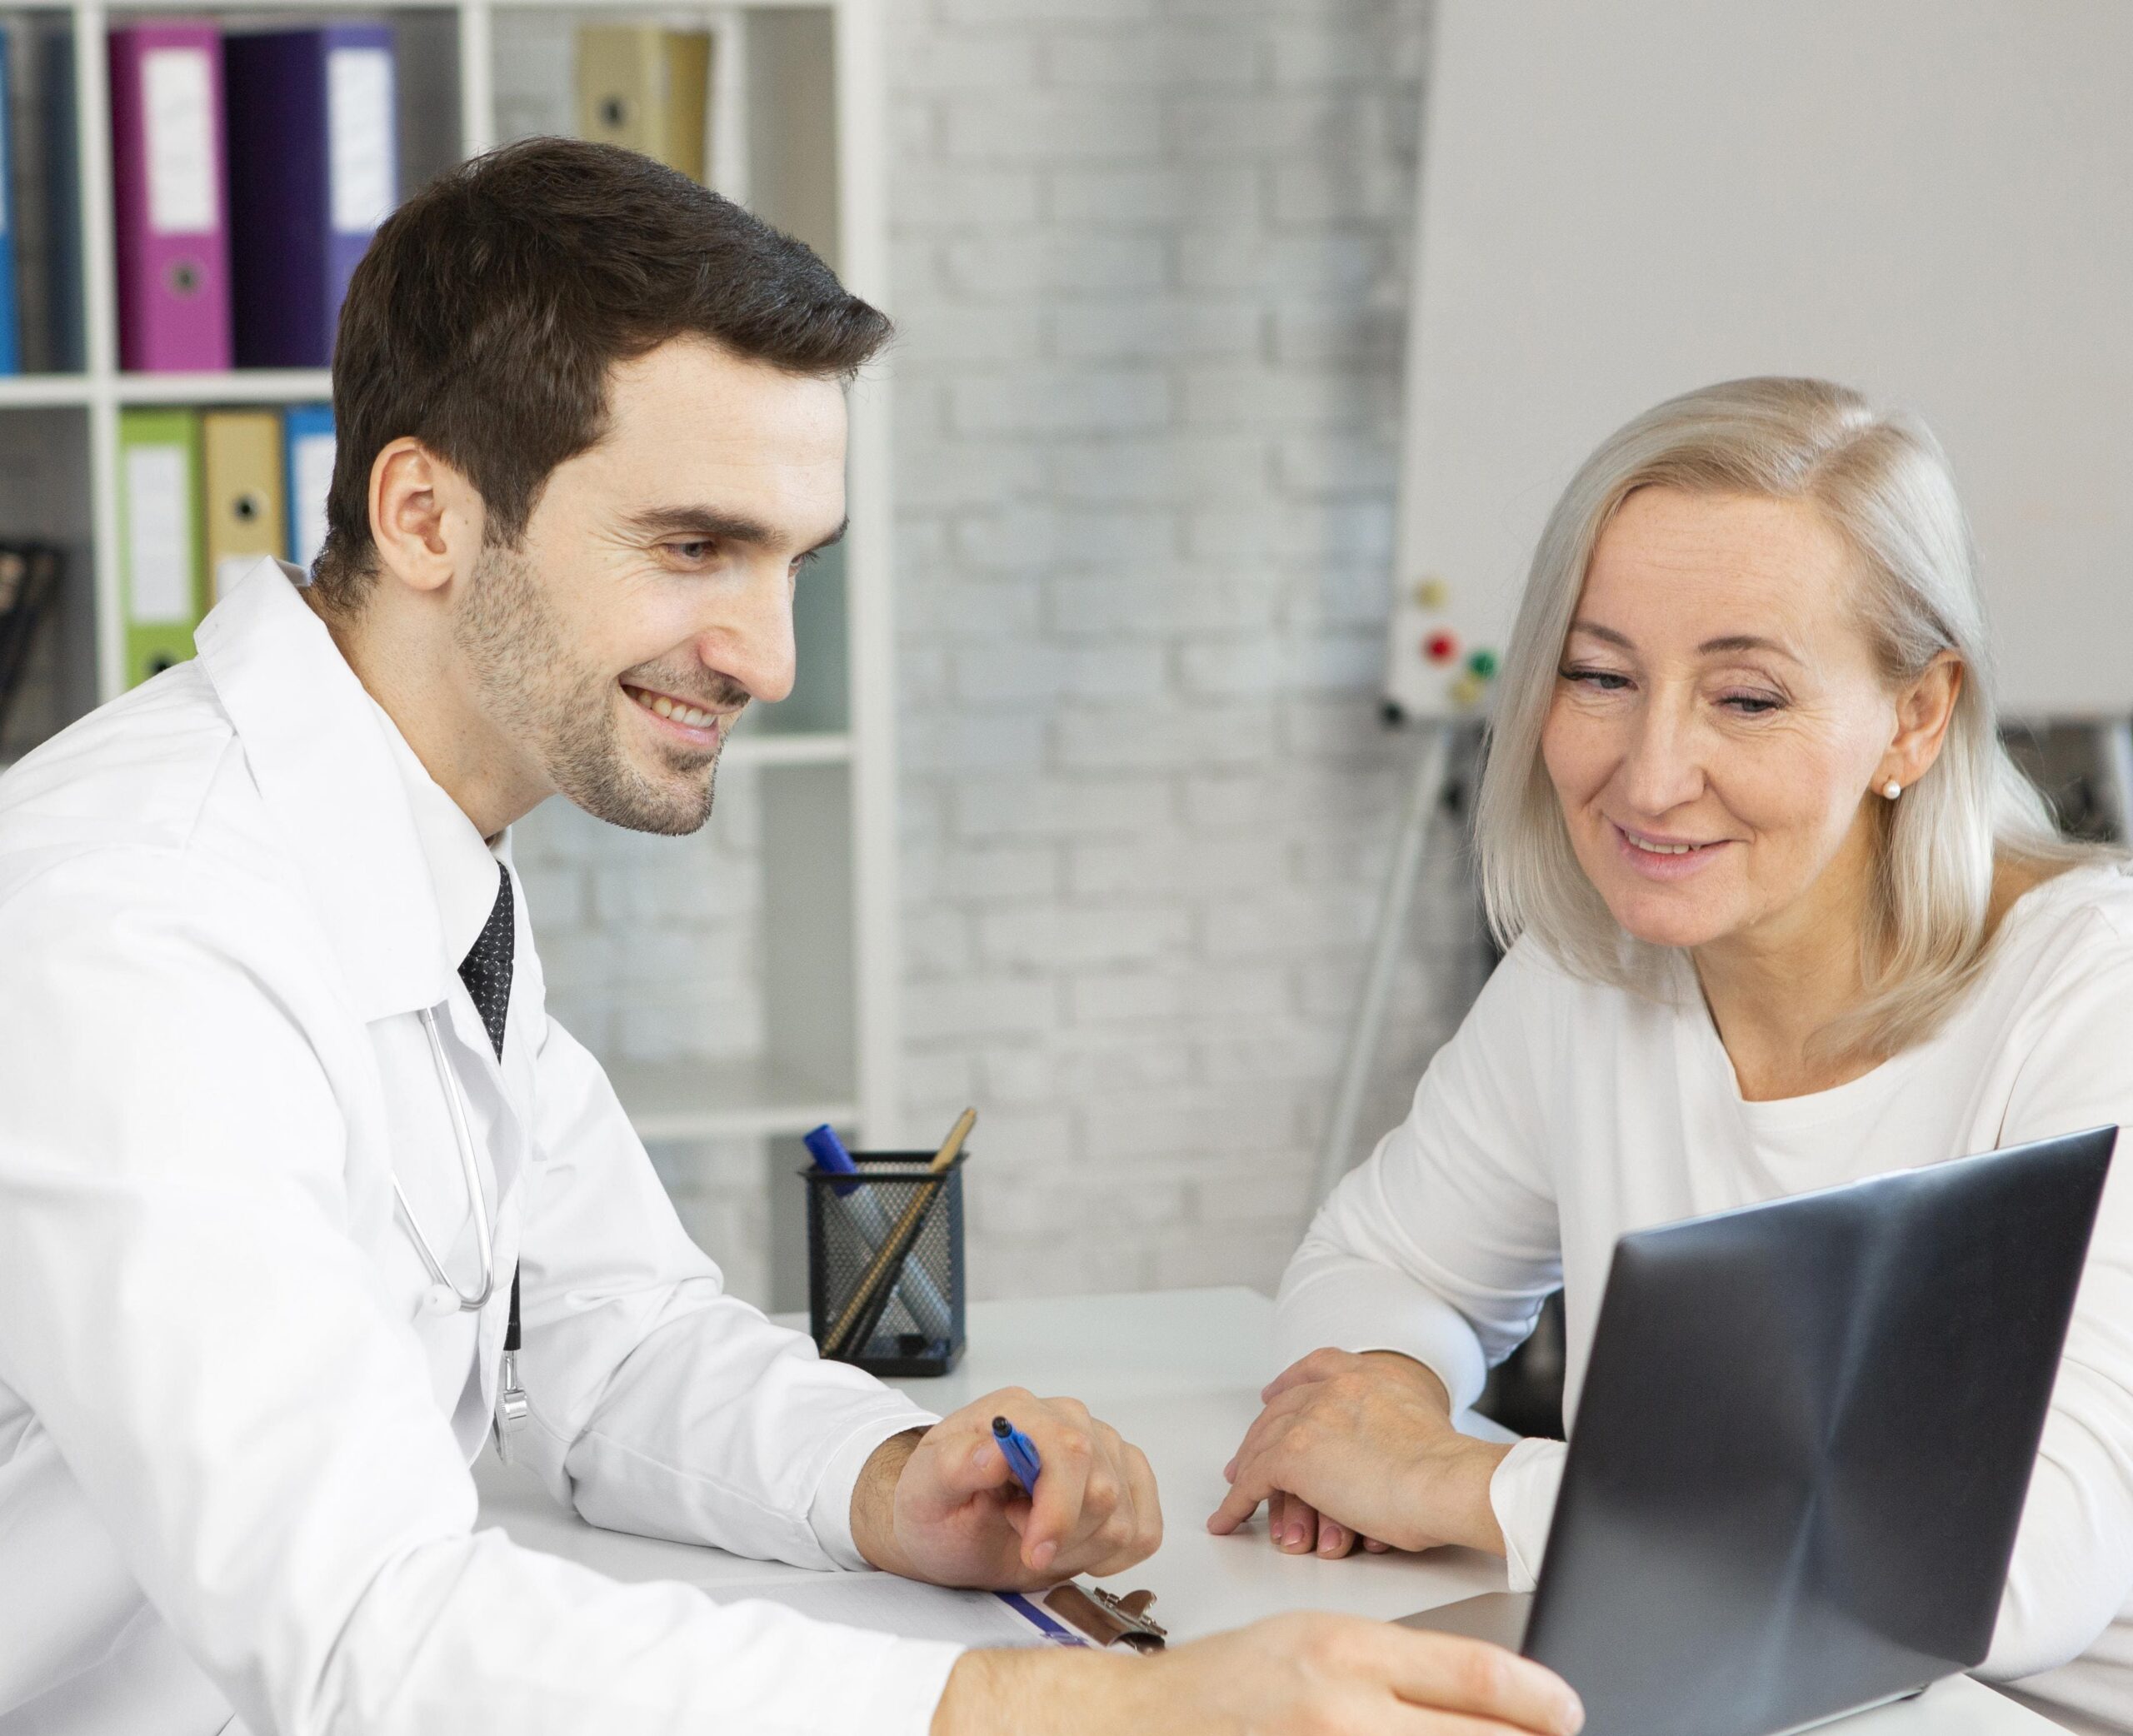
(1376, 1406, 1512, 1555)
(1451, 1436, 1516, 1555)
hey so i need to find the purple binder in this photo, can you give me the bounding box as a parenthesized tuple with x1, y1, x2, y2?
(224, 27, 397, 369)
(109, 24, 232, 373)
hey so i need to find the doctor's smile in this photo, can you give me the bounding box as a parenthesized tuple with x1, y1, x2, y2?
(620, 679, 738, 745)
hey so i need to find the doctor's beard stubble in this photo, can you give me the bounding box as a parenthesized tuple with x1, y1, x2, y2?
(452, 539, 742, 837)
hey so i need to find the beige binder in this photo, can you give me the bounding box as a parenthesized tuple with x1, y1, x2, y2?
(201, 410, 288, 605)
(575, 27, 712, 182)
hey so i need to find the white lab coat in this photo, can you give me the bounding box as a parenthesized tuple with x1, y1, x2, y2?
(0, 561, 963, 1735)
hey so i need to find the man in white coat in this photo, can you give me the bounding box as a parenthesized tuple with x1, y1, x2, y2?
(0, 140, 1584, 1736)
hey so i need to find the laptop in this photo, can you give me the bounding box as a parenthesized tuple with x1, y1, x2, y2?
(1401, 1126, 2116, 1736)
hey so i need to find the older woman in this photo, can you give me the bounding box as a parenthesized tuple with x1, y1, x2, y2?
(1209, 378, 2133, 1734)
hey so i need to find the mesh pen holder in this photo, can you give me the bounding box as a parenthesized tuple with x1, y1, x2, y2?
(806, 1153, 967, 1376)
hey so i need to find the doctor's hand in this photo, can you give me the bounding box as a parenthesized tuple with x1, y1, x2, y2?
(852, 1388, 1161, 1590)
(1206, 1349, 1511, 1560)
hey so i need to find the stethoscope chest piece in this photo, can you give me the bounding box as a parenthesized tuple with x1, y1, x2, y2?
(420, 1283, 460, 1319)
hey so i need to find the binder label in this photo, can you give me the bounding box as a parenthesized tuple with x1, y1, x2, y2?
(142, 48, 217, 236)
(292, 432, 336, 568)
(125, 446, 192, 623)
(327, 48, 396, 236)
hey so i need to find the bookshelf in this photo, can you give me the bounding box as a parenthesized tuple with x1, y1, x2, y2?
(0, 0, 905, 1160)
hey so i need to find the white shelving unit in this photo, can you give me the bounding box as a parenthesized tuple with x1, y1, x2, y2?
(0, 0, 904, 1158)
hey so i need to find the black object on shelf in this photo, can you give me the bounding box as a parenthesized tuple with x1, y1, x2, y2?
(0, 544, 63, 745)
(805, 1153, 967, 1378)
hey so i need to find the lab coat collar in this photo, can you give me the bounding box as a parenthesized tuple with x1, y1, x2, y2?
(367, 691, 513, 980)
(194, 559, 462, 1022)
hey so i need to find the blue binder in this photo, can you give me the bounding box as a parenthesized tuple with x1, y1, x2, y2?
(0, 31, 22, 376)
(283, 405, 336, 569)
(39, 27, 83, 372)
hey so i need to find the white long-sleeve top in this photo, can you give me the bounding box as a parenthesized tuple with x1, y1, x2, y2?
(1279, 866, 2133, 1736)
(0, 561, 961, 1735)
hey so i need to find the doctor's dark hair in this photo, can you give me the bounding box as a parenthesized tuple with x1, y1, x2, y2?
(309, 136, 892, 611)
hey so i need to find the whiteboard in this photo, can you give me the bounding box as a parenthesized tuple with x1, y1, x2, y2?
(1386, 0, 2133, 721)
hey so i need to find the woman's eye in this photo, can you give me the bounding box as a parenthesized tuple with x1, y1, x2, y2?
(1720, 692, 1783, 715)
(1561, 666, 1631, 691)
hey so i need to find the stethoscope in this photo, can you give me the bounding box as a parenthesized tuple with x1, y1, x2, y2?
(393, 1005, 529, 1452)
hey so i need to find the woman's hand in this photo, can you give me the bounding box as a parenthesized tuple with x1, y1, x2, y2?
(1206, 1349, 1512, 1558)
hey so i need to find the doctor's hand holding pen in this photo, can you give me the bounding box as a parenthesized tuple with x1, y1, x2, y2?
(849, 1388, 1164, 1589)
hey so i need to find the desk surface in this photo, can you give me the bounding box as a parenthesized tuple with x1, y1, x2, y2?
(475, 1286, 2056, 1736)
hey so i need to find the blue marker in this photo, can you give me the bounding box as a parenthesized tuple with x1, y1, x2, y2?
(803, 1122, 862, 1196)
(992, 1415, 1042, 1499)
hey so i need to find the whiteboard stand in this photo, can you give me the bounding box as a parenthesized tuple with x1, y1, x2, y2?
(2099, 720, 2133, 846)
(1308, 718, 1474, 1216)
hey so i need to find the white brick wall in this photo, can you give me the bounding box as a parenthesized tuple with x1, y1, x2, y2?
(890, 0, 1492, 1302)
(517, 765, 777, 1304)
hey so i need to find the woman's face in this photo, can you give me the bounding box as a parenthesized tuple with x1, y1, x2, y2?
(1541, 486, 1911, 957)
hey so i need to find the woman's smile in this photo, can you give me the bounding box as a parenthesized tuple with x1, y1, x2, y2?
(1611, 821, 1734, 880)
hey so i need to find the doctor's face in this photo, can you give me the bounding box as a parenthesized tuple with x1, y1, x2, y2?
(454, 336, 847, 835)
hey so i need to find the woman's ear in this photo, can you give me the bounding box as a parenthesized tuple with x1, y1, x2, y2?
(367, 437, 484, 598)
(1881, 652, 1964, 791)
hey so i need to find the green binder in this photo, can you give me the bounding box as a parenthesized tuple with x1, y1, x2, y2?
(117, 407, 204, 687)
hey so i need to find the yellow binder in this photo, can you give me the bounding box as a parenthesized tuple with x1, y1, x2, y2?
(117, 408, 203, 687)
(575, 27, 711, 182)
(201, 410, 288, 606)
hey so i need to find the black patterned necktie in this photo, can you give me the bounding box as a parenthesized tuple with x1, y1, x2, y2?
(458, 861, 513, 1060)
(457, 860, 522, 1362)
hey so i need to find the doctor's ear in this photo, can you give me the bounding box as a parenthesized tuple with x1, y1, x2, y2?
(367, 437, 487, 598)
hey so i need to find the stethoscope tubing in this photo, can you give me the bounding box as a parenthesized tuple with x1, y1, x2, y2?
(391, 1006, 498, 1314)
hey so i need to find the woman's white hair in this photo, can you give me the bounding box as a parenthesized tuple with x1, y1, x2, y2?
(1473, 375, 2108, 1060)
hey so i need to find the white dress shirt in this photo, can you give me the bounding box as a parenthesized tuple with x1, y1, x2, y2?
(0, 561, 962, 1735)
(1281, 868, 2133, 1735)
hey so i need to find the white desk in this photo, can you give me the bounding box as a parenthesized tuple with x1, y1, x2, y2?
(476, 1286, 2057, 1736)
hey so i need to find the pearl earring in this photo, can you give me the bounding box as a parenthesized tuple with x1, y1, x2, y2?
(1882, 780, 1902, 800)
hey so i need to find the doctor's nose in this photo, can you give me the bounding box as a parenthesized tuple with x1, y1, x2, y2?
(697, 567, 797, 706)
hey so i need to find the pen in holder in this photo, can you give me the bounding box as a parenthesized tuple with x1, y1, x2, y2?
(807, 1151, 968, 1375)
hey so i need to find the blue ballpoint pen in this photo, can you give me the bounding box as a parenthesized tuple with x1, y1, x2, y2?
(992, 1415, 1042, 1499)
